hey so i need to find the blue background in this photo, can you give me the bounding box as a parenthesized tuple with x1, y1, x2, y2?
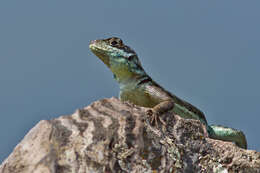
(0, 1, 259, 162)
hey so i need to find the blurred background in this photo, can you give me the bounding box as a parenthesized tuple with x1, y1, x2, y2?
(0, 0, 259, 162)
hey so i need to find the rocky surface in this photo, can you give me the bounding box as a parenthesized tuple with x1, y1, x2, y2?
(1, 97, 260, 173)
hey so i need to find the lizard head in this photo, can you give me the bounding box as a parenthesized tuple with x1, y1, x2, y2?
(89, 37, 146, 83)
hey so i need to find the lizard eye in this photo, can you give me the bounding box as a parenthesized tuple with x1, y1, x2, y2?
(110, 40, 118, 46)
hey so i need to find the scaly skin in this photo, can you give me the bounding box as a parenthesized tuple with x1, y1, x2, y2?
(89, 37, 247, 149)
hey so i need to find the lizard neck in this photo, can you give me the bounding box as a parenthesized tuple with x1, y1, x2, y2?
(115, 72, 150, 91)
(109, 56, 149, 89)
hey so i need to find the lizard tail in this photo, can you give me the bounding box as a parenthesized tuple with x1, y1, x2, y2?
(208, 125, 247, 149)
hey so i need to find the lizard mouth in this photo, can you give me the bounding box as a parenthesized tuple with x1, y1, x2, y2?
(89, 42, 110, 67)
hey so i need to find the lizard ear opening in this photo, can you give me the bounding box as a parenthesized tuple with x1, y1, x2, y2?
(127, 55, 135, 61)
(127, 55, 143, 70)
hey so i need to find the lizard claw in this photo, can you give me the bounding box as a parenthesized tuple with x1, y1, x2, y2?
(146, 109, 166, 127)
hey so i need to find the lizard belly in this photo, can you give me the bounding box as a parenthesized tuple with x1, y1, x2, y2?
(119, 88, 159, 108)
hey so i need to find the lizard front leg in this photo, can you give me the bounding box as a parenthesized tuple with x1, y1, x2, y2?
(146, 100, 174, 126)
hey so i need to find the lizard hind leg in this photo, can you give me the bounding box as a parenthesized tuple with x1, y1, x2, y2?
(208, 125, 247, 149)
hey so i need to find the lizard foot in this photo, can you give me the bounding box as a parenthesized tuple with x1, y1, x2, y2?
(146, 109, 166, 127)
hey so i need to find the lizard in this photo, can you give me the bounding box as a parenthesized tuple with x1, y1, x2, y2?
(89, 37, 247, 149)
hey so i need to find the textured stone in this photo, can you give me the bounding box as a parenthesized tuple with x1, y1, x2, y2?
(1, 97, 260, 173)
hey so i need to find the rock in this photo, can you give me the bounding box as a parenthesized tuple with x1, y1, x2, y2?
(1, 97, 260, 173)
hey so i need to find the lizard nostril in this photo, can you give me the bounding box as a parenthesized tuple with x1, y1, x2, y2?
(90, 40, 97, 45)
